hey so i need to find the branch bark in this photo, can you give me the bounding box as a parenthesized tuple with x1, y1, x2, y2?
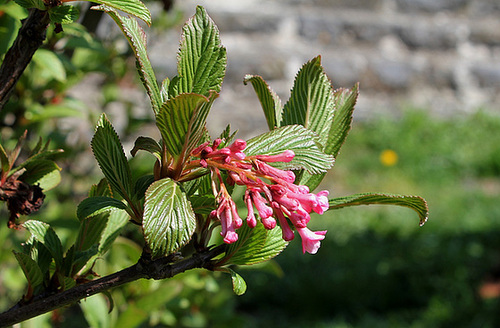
(0, 8, 50, 111)
(0, 245, 226, 327)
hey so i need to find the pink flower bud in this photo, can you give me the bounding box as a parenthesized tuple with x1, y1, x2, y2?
(191, 142, 210, 155)
(229, 139, 247, 152)
(251, 191, 273, 219)
(261, 216, 276, 229)
(256, 150, 295, 163)
(272, 202, 295, 241)
(255, 161, 295, 183)
(212, 138, 222, 150)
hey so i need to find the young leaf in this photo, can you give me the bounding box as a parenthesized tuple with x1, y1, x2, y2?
(20, 159, 61, 191)
(94, 5, 161, 114)
(245, 125, 334, 174)
(326, 84, 359, 158)
(91, 0, 151, 25)
(169, 6, 227, 97)
(130, 137, 162, 161)
(156, 93, 216, 165)
(328, 193, 429, 226)
(228, 268, 247, 296)
(223, 221, 287, 266)
(13, 251, 43, 289)
(13, 0, 45, 10)
(48, 5, 79, 24)
(0, 144, 10, 175)
(23, 220, 64, 269)
(143, 178, 196, 259)
(91, 114, 133, 201)
(281, 56, 335, 147)
(244, 75, 283, 130)
(77, 196, 128, 221)
(98, 210, 129, 255)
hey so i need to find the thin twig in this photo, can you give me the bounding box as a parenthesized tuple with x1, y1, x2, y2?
(0, 245, 226, 327)
(0, 8, 50, 111)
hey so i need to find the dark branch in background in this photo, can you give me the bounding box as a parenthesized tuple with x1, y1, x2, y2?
(0, 8, 50, 111)
(0, 245, 226, 327)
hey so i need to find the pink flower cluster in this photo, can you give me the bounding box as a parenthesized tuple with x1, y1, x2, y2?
(190, 138, 329, 254)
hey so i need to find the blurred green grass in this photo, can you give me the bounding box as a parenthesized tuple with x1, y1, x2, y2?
(235, 109, 500, 328)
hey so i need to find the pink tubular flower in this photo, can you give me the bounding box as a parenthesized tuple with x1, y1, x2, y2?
(255, 150, 295, 163)
(254, 160, 295, 183)
(189, 138, 330, 254)
(313, 190, 330, 214)
(297, 227, 327, 254)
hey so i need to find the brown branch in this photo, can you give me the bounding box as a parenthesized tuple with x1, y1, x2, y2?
(0, 8, 51, 111)
(0, 245, 226, 327)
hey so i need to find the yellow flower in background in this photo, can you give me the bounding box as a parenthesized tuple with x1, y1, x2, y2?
(380, 149, 398, 166)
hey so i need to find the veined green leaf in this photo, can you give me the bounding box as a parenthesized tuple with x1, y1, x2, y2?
(156, 93, 216, 164)
(143, 178, 196, 258)
(23, 220, 64, 269)
(94, 5, 160, 114)
(228, 268, 247, 296)
(13, 0, 44, 10)
(282, 56, 335, 146)
(327, 84, 359, 157)
(91, 0, 151, 25)
(223, 221, 287, 266)
(48, 5, 79, 24)
(188, 195, 215, 215)
(133, 174, 155, 201)
(244, 75, 283, 130)
(77, 196, 128, 221)
(75, 215, 108, 252)
(328, 193, 429, 226)
(13, 251, 43, 289)
(169, 6, 226, 97)
(130, 136, 162, 161)
(20, 159, 61, 191)
(245, 125, 334, 174)
(91, 114, 133, 201)
(98, 210, 129, 255)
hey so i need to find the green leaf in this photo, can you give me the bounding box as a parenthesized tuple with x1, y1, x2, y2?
(48, 5, 79, 24)
(13, 0, 44, 10)
(20, 159, 61, 191)
(281, 56, 335, 147)
(223, 221, 287, 266)
(0, 144, 10, 175)
(98, 210, 129, 255)
(188, 195, 215, 215)
(130, 137, 162, 161)
(77, 196, 128, 221)
(326, 84, 359, 157)
(94, 5, 160, 114)
(295, 84, 358, 189)
(169, 6, 226, 97)
(91, 114, 133, 201)
(143, 178, 196, 258)
(156, 93, 216, 165)
(245, 125, 334, 174)
(91, 0, 151, 25)
(13, 251, 43, 289)
(23, 220, 64, 269)
(133, 174, 155, 201)
(32, 49, 66, 82)
(244, 75, 283, 130)
(228, 268, 247, 296)
(75, 216, 108, 252)
(328, 193, 429, 226)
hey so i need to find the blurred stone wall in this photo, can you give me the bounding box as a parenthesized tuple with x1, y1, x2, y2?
(100, 0, 500, 137)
